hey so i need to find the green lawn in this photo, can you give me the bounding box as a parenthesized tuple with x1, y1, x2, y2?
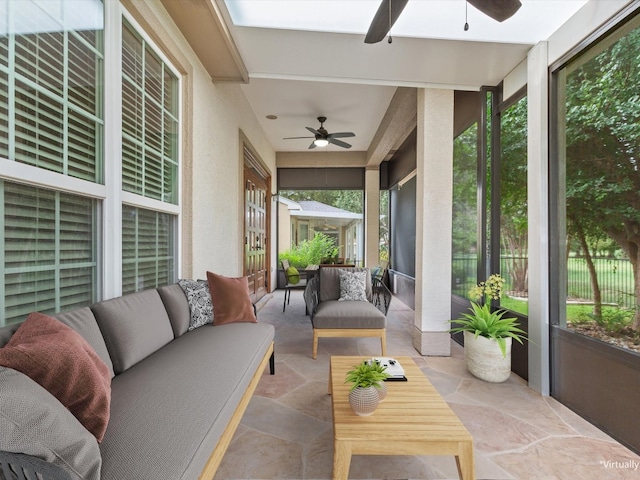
(454, 255, 637, 318)
(500, 295, 625, 324)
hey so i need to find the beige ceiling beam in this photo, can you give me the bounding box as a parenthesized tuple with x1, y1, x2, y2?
(366, 87, 417, 167)
(276, 151, 367, 168)
(159, 0, 248, 82)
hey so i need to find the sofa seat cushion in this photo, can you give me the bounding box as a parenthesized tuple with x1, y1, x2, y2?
(99, 322, 274, 480)
(313, 300, 385, 329)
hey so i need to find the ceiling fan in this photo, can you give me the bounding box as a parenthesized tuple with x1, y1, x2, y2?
(319, 221, 338, 231)
(364, 0, 522, 44)
(283, 116, 355, 149)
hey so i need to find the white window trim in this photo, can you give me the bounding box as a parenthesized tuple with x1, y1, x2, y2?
(0, 159, 108, 200)
(103, 0, 123, 299)
(115, 5, 182, 295)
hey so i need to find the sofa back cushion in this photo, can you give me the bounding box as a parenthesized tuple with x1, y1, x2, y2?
(0, 323, 20, 347)
(0, 367, 102, 480)
(91, 289, 173, 374)
(0, 308, 114, 378)
(157, 283, 191, 337)
(319, 267, 372, 302)
(54, 307, 114, 377)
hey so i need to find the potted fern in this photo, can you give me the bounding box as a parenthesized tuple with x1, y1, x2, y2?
(344, 360, 389, 415)
(449, 274, 528, 382)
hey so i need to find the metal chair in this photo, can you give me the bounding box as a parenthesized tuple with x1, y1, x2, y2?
(0, 451, 72, 480)
(281, 259, 307, 312)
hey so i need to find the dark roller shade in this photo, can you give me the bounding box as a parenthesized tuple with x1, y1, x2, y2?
(278, 168, 365, 190)
(390, 175, 416, 278)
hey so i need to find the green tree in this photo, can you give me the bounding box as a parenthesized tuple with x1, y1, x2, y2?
(334, 190, 363, 214)
(500, 96, 528, 294)
(279, 190, 363, 214)
(452, 124, 478, 255)
(563, 27, 640, 329)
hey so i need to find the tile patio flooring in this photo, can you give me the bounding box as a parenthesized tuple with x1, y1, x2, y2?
(214, 291, 640, 480)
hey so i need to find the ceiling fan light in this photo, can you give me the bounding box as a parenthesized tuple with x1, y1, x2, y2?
(314, 138, 329, 147)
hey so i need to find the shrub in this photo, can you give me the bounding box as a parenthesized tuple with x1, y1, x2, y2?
(279, 233, 338, 268)
(592, 307, 633, 334)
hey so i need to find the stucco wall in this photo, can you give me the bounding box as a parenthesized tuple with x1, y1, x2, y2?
(126, 0, 276, 284)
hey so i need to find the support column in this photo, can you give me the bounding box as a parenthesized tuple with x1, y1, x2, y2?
(414, 88, 454, 356)
(527, 42, 551, 395)
(364, 167, 380, 267)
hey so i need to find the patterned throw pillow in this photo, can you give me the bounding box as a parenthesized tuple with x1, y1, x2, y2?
(338, 269, 368, 302)
(178, 279, 214, 330)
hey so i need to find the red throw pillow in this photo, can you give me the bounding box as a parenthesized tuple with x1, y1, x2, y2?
(0, 312, 111, 442)
(206, 271, 257, 325)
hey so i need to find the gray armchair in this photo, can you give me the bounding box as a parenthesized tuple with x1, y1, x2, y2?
(303, 267, 392, 359)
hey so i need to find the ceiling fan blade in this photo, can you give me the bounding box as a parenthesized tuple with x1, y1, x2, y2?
(364, 0, 409, 44)
(467, 0, 521, 22)
(283, 136, 314, 139)
(306, 127, 320, 135)
(328, 138, 352, 149)
(328, 132, 355, 139)
(308, 141, 317, 150)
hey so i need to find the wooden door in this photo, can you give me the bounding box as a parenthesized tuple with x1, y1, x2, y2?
(244, 167, 269, 303)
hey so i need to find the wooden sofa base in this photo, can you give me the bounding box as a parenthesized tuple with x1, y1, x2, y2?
(199, 342, 274, 479)
(312, 328, 386, 359)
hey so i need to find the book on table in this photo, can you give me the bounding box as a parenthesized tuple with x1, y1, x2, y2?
(369, 357, 407, 381)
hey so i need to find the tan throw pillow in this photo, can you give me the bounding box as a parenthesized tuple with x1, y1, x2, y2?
(0, 312, 112, 442)
(206, 271, 257, 325)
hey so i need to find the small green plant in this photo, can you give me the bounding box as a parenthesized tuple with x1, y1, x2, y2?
(449, 274, 529, 357)
(279, 233, 338, 268)
(591, 307, 633, 334)
(344, 360, 390, 392)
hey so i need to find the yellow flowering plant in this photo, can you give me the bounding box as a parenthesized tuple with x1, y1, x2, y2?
(449, 274, 528, 357)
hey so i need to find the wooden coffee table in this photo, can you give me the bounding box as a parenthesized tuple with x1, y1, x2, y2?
(329, 356, 475, 480)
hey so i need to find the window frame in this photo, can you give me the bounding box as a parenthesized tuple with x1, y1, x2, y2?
(549, 2, 640, 329)
(0, 0, 183, 324)
(116, 7, 182, 295)
(0, 0, 106, 325)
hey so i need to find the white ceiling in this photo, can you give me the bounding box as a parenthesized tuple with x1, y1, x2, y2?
(217, 0, 589, 154)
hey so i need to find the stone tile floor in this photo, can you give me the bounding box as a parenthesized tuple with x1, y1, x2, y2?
(214, 291, 640, 480)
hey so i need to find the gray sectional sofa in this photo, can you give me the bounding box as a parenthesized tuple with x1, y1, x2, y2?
(0, 283, 275, 480)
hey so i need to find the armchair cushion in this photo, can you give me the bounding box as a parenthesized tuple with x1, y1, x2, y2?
(319, 267, 372, 302)
(312, 301, 385, 329)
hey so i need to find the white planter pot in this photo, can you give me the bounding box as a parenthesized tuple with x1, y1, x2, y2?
(464, 331, 512, 383)
(377, 381, 387, 402)
(349, 386, 379, 416)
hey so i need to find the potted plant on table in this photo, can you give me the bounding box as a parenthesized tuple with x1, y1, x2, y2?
(449, 274, 528, 383)
(345, 360, 390, 416)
